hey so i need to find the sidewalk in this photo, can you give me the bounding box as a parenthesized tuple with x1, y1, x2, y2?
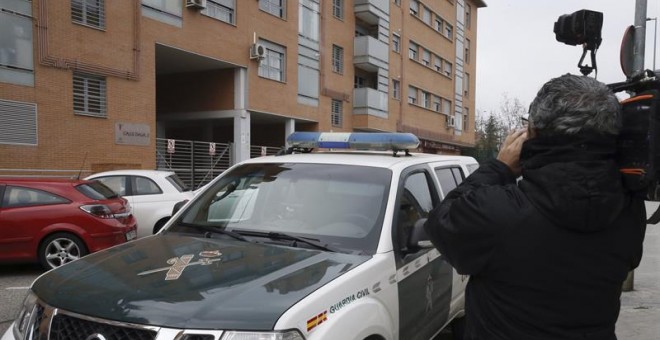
(616, 202, 660, 339)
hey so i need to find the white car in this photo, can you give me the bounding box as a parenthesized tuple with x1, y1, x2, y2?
(6, 133, 477, 340)
(85, 170, 195, 237)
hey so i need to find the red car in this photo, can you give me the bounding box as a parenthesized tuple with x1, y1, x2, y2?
(0, 178, 137, 269)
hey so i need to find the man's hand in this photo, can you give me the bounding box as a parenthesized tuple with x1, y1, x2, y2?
(497, 129, 528, 176)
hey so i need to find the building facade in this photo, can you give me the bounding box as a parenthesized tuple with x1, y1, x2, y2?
(0, 0, 485, 178)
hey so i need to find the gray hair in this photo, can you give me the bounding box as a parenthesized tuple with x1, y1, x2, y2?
(528, 74, 621, 136)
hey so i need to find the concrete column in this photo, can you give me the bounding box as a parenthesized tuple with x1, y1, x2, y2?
(233, 67, 250, 163)
(285, 119, 296, 148)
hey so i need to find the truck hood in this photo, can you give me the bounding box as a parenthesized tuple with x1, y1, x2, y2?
(32, 234, 370, 330)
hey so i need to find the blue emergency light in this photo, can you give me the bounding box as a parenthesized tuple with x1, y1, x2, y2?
(286, 132, 420, 152)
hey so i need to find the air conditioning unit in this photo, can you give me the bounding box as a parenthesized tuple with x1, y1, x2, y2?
(186, 0, 206, 9)
(250, 43, 266, 60)
(447, 115, 456, 128)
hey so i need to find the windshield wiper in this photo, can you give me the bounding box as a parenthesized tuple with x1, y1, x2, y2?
(177, 222, 250, 243)
(234, 230, 339, 253)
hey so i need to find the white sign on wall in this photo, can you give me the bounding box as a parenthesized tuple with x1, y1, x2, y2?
(115, 123, 150, 146)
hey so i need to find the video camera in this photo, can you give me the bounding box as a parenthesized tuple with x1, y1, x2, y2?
(555, 10, 660, 221)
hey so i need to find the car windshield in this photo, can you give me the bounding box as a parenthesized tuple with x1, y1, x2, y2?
(76, 180, 119, 199)
(169, 163, 392, 254)
(166, 174, 190, 192)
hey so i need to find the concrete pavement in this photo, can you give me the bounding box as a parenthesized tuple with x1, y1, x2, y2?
(616, 203, 660, 339)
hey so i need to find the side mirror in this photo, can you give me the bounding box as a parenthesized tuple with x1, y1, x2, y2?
(407, 218, 434, 250)
(172, 199, 189, 215)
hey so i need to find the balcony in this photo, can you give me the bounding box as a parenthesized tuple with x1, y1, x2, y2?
(353, 87, 388, 118)
(354, 36, 389, 72)
(354, 0, 389, 25)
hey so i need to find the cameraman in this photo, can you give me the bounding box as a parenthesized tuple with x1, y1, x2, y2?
(424, 74, 646, 340)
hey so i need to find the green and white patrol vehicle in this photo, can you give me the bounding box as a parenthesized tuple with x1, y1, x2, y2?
(5, 132, 478, 340)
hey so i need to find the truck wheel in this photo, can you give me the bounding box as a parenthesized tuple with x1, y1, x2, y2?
(38, 233, 88, 270)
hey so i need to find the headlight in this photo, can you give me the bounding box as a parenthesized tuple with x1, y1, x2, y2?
(221, 330, 305, 340)
(13, 292, 38, 340)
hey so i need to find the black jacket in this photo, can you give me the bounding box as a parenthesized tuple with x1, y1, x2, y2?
(425, 134, 646, 340)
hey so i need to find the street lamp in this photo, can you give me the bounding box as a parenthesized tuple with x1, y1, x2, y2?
(647, 17, 657, 71)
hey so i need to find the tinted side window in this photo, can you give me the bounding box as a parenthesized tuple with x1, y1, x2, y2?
(132, 176, 162, 195)
(395, 171, 435, 251)
(95, 176, 127, 196)
(2, 186, 69, 208)
(452, 167, 465, 185)
(435, 168, 458, 196)
(77, 181, 118, 200)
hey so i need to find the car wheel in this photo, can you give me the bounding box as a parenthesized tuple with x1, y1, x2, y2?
(38, 233, 88, 270)
(153, 217, 170, 234)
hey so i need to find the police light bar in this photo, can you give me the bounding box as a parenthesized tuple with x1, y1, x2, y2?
(286, 132, 420, 151)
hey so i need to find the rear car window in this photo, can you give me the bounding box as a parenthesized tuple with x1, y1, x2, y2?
(165, 174, 189, 192)
(76, 181, 119, 200)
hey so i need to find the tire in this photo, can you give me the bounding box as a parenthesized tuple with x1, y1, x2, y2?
(153, 217, 170, 234)
(38, 233, 88, 270)
(451, 316, 466, 340)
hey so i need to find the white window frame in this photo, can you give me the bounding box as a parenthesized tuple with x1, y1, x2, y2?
(409, 42, 418, 60)
(392, 79, 401, 100)
(422, 49, 431, 66)
(408, 86, 417, 104)
(409, 0, 418, 16)
(258, 40, 286, 82)
(392, 33, 401, 53)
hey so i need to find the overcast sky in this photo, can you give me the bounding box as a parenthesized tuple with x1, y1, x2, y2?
(475, 0, 660, 114)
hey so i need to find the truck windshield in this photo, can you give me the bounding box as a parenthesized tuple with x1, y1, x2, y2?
(170, 163, 392, 254)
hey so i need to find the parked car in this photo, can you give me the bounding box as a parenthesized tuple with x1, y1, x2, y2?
(5, 133, 478, 340)
(0, 178, 137, 270)
(85, 170, 195, 237)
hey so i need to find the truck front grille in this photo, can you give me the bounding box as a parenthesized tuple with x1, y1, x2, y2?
(49, 314, 157, 340)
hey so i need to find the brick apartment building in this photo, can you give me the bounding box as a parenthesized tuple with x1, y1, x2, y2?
(0, 0, 485, 181)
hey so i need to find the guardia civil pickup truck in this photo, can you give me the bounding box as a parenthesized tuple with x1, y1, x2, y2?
(5, 132, 479, 340)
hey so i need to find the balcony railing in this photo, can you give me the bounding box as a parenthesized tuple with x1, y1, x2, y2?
(354, 0, 389, 25)
(353, 87, 388, 117)
(354, 36, 389, 72)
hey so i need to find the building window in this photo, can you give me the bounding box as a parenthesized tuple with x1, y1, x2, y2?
(434, 56, 442, 72)
(443, 60, 452, 77)
(421, 90, 430, 109)
(332, 0, 343, 19)
(332, 44, 344, 74)
(0, 2, 34, 86)
(444, 24, 453, 40)
(433, 95, 441, 112)
(408, 42, 418, 60)
(73, 73, 107, 117)
(464, 72, 470, 97)
(463, 108, 469, 131)
(142, 0, 182, 17)
(465, 38, 471, 63)
(394, 0, 400, 6)
(409, 0, 418, 16)
(0, 99, 37, 145)
(392, 79, 400, 100)
(331, 99, 343, 127)
(422, 49, 431, 66)
(392, 33, 400, 53)
(466, 4, 472, 29)
(442, 98, 451, 114)
(258, 40, 286, 82)
(354, 76, 365, 88)
(259, 0, 285, 18)
(408, 86, 417, 104)
(203, 0, 236, 24)
(435, 17, 443, 32)
(72, 0, 105, 29)
(422, 7, 431, 25)
(300, 1, 320, 42)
